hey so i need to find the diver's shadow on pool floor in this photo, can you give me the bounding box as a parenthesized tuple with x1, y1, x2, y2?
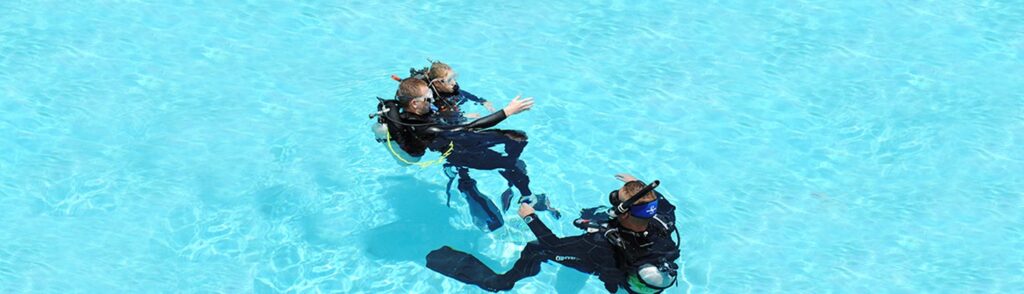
(361, 175, 483, 263)
(361, 175, 603, 293)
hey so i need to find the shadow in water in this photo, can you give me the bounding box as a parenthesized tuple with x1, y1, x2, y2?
(553, 266, 590, 294)
(361, 175, 612, 292)
(361, 175, 483, 264)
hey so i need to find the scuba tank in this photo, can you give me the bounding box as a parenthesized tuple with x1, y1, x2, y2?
(369, 97, 423, 166)
(371, 121, 389, 142)
(573, 190, 682, 293)
(368, 62, 455, 167)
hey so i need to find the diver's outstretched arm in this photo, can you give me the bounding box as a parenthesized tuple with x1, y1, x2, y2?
(421, 110, 505, 134)
(458, 109, 509, 130)
(525, 214, 559, 245)
(423, 96, 533, 134)
(519, 204, 559, 246)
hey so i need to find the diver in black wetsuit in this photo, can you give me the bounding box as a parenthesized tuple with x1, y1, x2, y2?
(424, 61, 496, 125)
(426, 174, 681, 293)
(384, 78, 555, 230)
(414, 61, 560, 220)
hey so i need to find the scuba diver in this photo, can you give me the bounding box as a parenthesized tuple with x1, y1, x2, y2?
(390, 60, 494, 125)
(414, 61, 560, 223)
(426, 174, 681, 293)
(424, 61, 496, 125)
(371, 77, 558, 231)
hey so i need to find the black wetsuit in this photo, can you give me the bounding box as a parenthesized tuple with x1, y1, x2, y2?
(432, 85, 489, 125)
(427, 195, 680, 293)
(386, 107, 534, 231)
(427, 215, 627, 292)
(398, 110, 532, 197)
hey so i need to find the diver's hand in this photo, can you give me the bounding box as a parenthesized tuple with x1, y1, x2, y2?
(483, 101, 497, 112)
(518, 203, 535, 218)
(502, 95, 534, 117)
(465, 112, 481, 119)
(615, 173, 639, 183)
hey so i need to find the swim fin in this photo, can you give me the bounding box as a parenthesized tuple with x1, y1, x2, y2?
(498, 163, 532, 199)
(500, 187, 515, 212)
(518, 194, 562, 219)
(426, 246, 513, 292)
(532, 193, 562, 219)
(458, 169, 504, 231)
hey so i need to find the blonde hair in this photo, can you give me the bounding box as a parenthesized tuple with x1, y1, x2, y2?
(428, 61, 452, 80)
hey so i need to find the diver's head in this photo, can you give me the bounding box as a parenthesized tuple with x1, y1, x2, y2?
(427, 61, 458, 95)
(397, 78, 433, 115)
(610, 180, 658, 232)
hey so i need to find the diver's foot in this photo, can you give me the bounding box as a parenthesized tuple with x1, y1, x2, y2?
(519, 194, 561, 219)
(520, 193, 548, 208)
(518, 194, 537, 206)
(547, 210, 561, 219)
(549, 207, 562, 219)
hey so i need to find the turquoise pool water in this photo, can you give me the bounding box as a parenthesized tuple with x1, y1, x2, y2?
(2, 1, 1022, 293)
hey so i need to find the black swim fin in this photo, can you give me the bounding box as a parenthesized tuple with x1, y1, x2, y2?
(458, 169, 504, 231)
(426, 246, 513, 292)
(498, 164, 532, 199)
(500, 186, 515, 212)
(533, 194, 562, 219)
(519, 194, 562, 219)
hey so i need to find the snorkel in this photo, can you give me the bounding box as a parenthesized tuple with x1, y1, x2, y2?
(609, 180, 661, 219)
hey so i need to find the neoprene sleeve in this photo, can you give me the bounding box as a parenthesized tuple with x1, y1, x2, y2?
(424, 110, 508, 134)
(458, 110, 507, 130)
(524, 213, 560, 245)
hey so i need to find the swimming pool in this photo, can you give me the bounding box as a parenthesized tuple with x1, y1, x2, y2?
(1, 1, 1021, 293)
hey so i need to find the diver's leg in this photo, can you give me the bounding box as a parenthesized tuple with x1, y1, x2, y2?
(446, 131, 542, 213)
(466, 130, 528, 162)
(449, 131, 523, 167)
(498, 161, 531, 197)
(491, 241, 549, 286)
(426, 244, 553, 292)
(486, 136, 560, 217)
(500, 160, 563, 219)
(456, 167, 504, 231)
(445, 147, 511, 171)
(426, 246, 514, 292)
(444, 130, 524, 167)
(498, 161, 533, 212)
(426, 238, 597, 292)
(469, 130, 533, 198)
(496, 236, 598, 287)
(497, 130, 528, 160)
